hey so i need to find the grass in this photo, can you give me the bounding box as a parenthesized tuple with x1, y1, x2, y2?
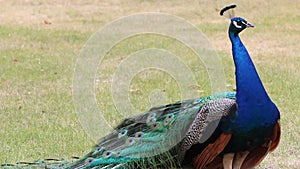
(0, 0, 299, 168)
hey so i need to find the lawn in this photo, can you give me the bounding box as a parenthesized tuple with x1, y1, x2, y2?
(0, 0, 299, 168)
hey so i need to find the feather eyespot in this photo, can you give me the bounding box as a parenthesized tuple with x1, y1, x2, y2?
(163, 119, 171, 126)
(149, 113, 156, 118)
(146, 117, 156, 126)
(103, 151, 112, 158)
(163, 114, 175, 126)
(167, 114, 174, 119)
(85, 158, 94, 165)
(151, 122, 162, 131)
(92, 146, 105, 155)
(126, 137, 135, 146)
(118, 129, 128, 138)
(114, 151, 121, 157)
(135, 132, 144, 139)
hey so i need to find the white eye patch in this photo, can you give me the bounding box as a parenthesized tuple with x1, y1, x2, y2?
(233, 21, 242, 28)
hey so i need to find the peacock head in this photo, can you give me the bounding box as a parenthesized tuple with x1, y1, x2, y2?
(220, 4, 254, 35)
(229, 17, 254, 35)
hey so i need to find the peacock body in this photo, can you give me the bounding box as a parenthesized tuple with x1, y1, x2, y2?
(3, 5, 280, 169)
(66, 13, 280, 169)
(66, 15, 280, 169)
(67, 92, 237, 169)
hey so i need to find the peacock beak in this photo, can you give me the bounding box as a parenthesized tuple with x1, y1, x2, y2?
(246, 22, 254, 28)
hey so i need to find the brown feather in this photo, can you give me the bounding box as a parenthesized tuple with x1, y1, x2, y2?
(241, 141, 271, 169)
(269, 120, 281, 152)
(193, 133, 232, 169)
(241, 120, 281, 169)
(205, 156, 223, 169)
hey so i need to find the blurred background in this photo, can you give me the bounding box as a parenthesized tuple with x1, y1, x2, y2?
(0, 0, 299, 168)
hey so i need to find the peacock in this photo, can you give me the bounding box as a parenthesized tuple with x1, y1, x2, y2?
(2, 5, 280, 169)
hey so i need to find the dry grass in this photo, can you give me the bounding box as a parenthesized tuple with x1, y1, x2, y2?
(0, 0, 299, 168)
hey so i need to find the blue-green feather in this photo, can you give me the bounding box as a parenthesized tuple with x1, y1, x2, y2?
(65, 92, 236, 169)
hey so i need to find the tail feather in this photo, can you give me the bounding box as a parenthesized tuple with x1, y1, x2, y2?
(3, 92, 236, 169)
(1, 159, 69, 169)
(65, 92, 236, 169)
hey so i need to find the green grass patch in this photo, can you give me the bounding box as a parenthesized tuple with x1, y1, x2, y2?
(0, 1, 299, 168)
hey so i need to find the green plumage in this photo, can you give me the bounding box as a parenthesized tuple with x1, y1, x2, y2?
(2, 92, 236, 169)
(1, 159, 68, 169)
(66, 92, 236, 169)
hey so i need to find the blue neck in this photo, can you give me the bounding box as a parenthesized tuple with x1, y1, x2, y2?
(229, 32, 271, 112)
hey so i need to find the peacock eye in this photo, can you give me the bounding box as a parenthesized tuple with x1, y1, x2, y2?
(233, 20, 242, 28)
(118, 129, 128, 138)
(85, 158, 94, 165)
(163, 113, 175, 126)
(126, 137, 135, 146)
(103, 151, 112, 158)
(135, 132, 144, 138)
(92, 146, 105, 155)
(151, 122, 162, 131)
(149, 113, 156, 118)
(114, 151, 121, 157)
(146, 116, 156, 126)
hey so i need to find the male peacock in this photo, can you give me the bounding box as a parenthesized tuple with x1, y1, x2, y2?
(3, 5, 280, 169)
(65, 5, 280, 169)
